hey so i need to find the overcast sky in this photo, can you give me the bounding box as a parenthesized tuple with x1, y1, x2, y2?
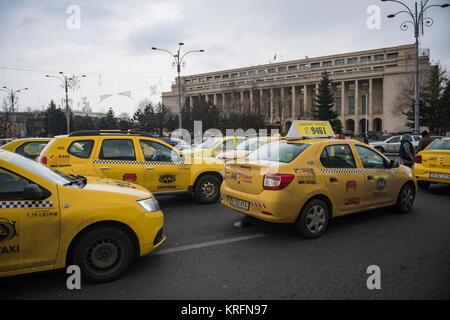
(0, 0, 449, 117)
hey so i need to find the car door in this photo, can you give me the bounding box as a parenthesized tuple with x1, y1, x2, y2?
(138, 139, 190, 193)
(386, 136, 401, 153)
(319, 143, 366, 213)
(354, 145, 398, 206)
(93, 138, 145, 186)
(0, 167, 60, 272)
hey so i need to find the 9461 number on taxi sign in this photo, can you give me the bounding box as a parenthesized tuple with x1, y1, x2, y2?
(310, 126, 328, 135)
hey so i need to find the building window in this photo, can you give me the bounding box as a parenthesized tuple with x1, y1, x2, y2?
(311, 62, 320, 68)
(231, 73, 238, 79)
(278, 66, 286, 72)
(348, 83, 355, 91)
(335, 59, 345, 65)
(361, 95, 368, 114)
(214, 75, 221, 80)
(184, 79, 191, 84)
(335, 84, 342, 91)
(206, 77, 213, 82)
(347, 57, 358, 64)
(334, 70, 344, 75)
(299, 64, 308, 69)
(323, 61, 332, 67)
(387, 52, 398, 60)
(192, 79, 198, 84)
(360, 56, 371, 63)
(360, 81, 369, 90)
(278, 102, 282, 118)
(200, 78, 206, 83)
(374, 54, 385, 61)
(267, 102, 271, 117)
(222, 74, 229, 79)
(240, 71, 247, 77)
(335, 97, 342, 115)
(300, 87, 305, 95)
(288, 65, 297, 71)
(268, 68, 276, 74)
(288, 101, 292, 117)
(300, 100, 305, 117)
(258, 69, 266, 75)
(249, 70, 256, 76)
(348, 96, 355, 115)
(386, 64, 398, 68)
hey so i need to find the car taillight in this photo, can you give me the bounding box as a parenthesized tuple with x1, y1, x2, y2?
(40, 156, 47, 165)
(263, 174, 295, 190)
(414, 154, 422, 164)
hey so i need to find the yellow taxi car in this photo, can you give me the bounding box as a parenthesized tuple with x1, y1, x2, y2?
(0, 139, 13, 147)
(221, 121, 416, 238)
(413, 137, 450, 189)
(1, 138, 51, 160)
(38, 130, 225, 203)
(0, 149, 165, 282)
(216, 136, 282, 161)
(185, 136, 247, 158)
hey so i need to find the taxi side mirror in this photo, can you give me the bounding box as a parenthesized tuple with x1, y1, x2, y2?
(179, 153, 185, 162)
(22, 184, 43, 200)
(390, 160, 400, 168)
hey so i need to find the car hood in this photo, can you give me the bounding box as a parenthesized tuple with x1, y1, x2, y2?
(81, 176, 153, 199)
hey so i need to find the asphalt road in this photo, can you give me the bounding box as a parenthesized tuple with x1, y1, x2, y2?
(1, 183, 449, 300)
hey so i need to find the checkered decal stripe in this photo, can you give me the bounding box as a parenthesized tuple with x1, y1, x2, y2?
(320, 169, 393, 174)
(0, 201, 53, 209)
(93, 160, 189, 166)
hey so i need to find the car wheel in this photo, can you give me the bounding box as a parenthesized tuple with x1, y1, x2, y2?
(194, 175, 221, 204)
(71, 226, 135, 283)
(294, 199, 329, 238)
(417, 181, 430, 190)
(395, 182, 415, 214)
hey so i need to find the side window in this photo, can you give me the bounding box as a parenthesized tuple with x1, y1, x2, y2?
(320, 144, 356, 168)
(236, 139, 246, 148)
(0, 167, 31, 200)
(355, 145, 388, 169)
(68, 140, 94, 159)
(225, 139, 235, 150)
(16, 141, 48, 159)
(140, 140, 177, 162)
(388, 136, 400, 143)
(99, 139, 136, 161)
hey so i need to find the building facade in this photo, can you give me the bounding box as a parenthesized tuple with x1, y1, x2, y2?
(162, 44, 431, 134)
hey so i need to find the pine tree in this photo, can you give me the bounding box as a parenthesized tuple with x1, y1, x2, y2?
(313, 72, 342, 133)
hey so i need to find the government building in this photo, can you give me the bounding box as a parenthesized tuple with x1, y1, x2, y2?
(161, 44, 431, 134)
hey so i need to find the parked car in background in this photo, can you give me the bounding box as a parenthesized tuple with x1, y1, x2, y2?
(0, 139, 13, 147)
(156, 137, 191, 151)
(1, 138, 51, 160)
(370, 134, 421, 153)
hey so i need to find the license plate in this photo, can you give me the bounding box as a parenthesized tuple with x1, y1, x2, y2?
(229, 197, 249, 211)
(429, 172, 450, 180)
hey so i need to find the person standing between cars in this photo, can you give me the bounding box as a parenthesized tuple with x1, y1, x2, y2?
(417, 130, 434, 152)
(399, 134, 415, 167)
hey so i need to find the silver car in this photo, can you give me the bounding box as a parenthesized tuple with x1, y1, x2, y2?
(370, 135, 421, 153)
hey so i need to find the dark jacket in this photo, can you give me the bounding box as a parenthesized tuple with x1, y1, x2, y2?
(417, 136, 434, 152)
(399, 138, 415, 160)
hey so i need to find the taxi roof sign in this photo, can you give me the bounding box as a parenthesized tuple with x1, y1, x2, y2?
(286, 120, 335, 140)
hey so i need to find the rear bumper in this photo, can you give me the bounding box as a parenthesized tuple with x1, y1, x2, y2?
(414, 166, 450, 184)
(220, 183, 302, 223)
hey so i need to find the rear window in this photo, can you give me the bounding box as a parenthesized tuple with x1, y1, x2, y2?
(427, 140, 450, 151)
(247, 141, 310, 163)
(99, 139, 136, 161)
(16, 141, 49, 159)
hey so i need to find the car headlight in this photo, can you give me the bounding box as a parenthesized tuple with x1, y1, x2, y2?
(137, 198, 160, 212)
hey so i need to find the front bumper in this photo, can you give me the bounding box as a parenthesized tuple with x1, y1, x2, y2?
(132, 210, 166, 256)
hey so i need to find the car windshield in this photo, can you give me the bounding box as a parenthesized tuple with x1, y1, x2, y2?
(247, 141, 310, 163)
(197, 138, 222, 149)
(428, 140, 450, 151)
(236, 138, 268, 151)
(8, 153, 72, 185)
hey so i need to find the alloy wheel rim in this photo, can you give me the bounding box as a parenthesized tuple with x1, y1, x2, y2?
(201, 181, 216, 199)
(306, 205, 326, 233)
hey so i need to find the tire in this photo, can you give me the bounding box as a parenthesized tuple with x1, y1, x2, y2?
(395, 182, 415, 214)
(417, 181, 430, 190)
(71, 226, 135, 283)
(194, 175, 221, 204)
(294, 199, 330, 238)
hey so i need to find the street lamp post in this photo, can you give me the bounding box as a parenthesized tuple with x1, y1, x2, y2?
(151, 43, 204, 131)
(381, 0, 449, 134)
(46, 72, 86, 134)
(1, 86, 29, 112)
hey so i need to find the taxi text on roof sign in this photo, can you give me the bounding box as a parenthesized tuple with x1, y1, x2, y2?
(286, 120, 335, 140)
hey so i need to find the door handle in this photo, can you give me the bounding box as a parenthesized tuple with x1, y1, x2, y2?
(330, 177, 338, 183)
(100, 167, 110, 170)
(367, 175, 374, 180)
(146, 167, 155, 171)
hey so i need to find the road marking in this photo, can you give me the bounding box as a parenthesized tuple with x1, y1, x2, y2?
(153, 233, 267, 256)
